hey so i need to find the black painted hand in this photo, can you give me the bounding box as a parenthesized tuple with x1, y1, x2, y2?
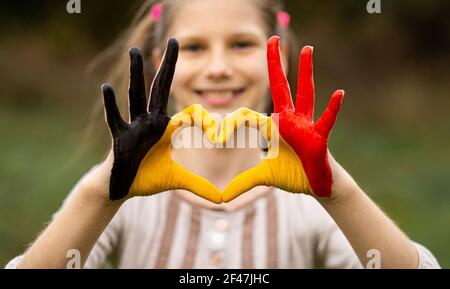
(102, 39, 222, 203)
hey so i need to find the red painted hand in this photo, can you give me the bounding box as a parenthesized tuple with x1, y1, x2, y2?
(268, 36, 344, 197)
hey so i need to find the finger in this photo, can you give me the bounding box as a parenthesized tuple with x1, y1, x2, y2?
(170, 162, 223, 204)
(315, 90, 344, 137)
(217, 107, 271, 144)
(222, 162, 270, 202)
(102, 84, 127, 136)
(128, 48, 147, 121)
(267, 35, 294, 113)
(295, 46, 315, 121)
(169, 104, 217, 144)
(149, 38, 179, 114)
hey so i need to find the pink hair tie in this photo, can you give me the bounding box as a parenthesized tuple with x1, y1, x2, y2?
(150, 3, 163, 22)
(277, 11, 290, 29)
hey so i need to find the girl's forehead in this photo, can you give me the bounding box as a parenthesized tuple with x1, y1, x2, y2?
(168, 0, 267, 38)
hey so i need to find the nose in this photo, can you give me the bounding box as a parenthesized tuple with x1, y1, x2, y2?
(205, 46, 233, 80)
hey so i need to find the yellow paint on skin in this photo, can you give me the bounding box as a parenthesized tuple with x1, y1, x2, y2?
(218, 108, 312, 202)
(128, 105, 312, 204)
(129, 104, 222, 204)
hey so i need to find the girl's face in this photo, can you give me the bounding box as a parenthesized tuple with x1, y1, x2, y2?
(164, 0, 270, 113)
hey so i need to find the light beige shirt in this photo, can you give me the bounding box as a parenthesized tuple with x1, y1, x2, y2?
(6, 168, 441, 269)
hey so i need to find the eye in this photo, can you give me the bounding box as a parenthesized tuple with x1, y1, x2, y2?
(181, 43, 205, 53)
(232, 40, 254, 50)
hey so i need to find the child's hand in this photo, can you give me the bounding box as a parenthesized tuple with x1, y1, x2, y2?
(103, 39, 222, 203)
(267, 36, 344, 198)
(221, 36, 344, 201)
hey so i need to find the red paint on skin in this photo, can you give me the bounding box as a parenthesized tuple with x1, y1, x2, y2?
(267, 36, 344, 197)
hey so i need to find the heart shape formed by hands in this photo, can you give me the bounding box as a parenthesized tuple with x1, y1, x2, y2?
(104, 36, 343, 204)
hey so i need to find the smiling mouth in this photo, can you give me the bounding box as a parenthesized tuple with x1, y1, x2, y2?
(194, 88, 245, 107)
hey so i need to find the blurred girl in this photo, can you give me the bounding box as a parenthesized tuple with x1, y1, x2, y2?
(7, 0, 439, 269)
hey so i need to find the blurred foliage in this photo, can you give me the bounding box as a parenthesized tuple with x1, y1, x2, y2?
(0, 0, 449, 267)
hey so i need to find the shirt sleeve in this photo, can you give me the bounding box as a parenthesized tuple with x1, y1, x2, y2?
(413, 242, 441, 269)
(5, 165, 123, 269)
(4, 256, 24, 269)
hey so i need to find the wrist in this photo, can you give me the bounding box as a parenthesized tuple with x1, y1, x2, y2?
(77, 151, 126, 209)
(77, 179, 125, 210)
(317, 152, 359, 206)
(317, 176, 359, 210)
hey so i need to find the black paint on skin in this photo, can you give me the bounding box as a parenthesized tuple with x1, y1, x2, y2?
(102, 38, 179, 200)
